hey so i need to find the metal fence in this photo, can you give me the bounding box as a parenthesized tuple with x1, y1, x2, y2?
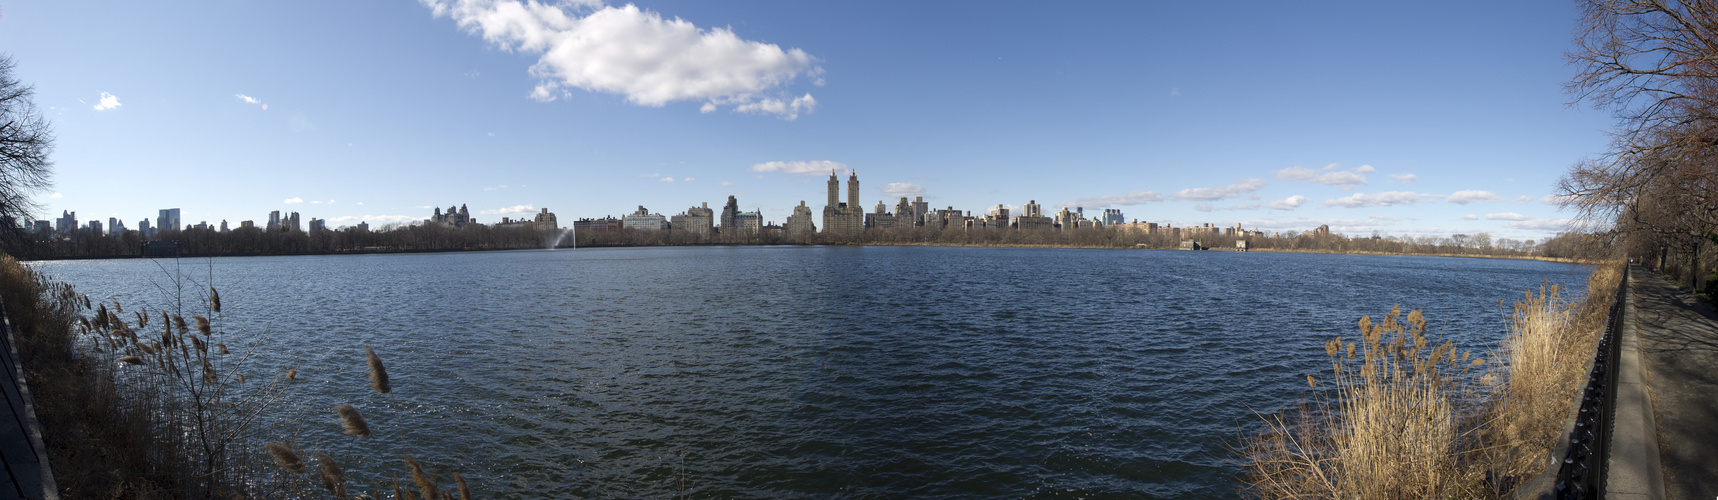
(1552, 265, 1630, 499)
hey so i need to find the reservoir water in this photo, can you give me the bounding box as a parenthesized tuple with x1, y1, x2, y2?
(30, 246, 1591, 498)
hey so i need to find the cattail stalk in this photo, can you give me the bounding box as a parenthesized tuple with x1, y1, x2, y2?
(455, 473, 472, 500)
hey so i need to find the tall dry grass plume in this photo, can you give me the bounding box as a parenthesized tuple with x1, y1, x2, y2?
(1485, 263, 1624, 478)
(366, 345, 391, 394)
(1241, 306, 1487, 498)
(265, 442, 309, 474)
(406, 455, 440, 498)
(317, 452, 349, 499)
(1240, 262, 1627, 498)
(334, 403, 372, 438)
(0, 255, 484, 497)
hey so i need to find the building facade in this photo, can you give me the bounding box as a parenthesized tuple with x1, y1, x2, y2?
(430, 205, 473, 228)
(822, 171, 863, 237)
(622, 206, 668, 230)
(1101, 208, 1125, 226)
(157, 208, 181, 234)
(786, 201, 817, 235)
(670, 203, 714, 235)
(1015, 200, 1053, 230)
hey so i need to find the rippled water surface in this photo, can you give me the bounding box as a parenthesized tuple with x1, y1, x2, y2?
(31, 247, 1591, 498)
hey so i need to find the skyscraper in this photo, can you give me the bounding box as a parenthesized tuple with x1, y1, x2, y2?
(821, 170, 863, 237)
(157, 208, 181, 233)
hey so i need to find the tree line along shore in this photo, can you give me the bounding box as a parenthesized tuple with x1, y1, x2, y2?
(17, 220, 1607, 262)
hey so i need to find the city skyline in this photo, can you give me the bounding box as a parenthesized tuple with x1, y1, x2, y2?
(3, 1, 1612, 240)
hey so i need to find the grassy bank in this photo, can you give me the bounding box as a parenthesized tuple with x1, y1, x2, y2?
(1239, 261, 1624, 498)
(0, 253, 192, 496)
(1, 254, 477, 498)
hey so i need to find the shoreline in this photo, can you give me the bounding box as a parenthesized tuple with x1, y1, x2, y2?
(21, 240, 1596, 265)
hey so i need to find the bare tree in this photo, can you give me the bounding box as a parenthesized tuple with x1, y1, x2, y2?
(1561, 0, 1718, 280)
(0, 54, 55, 253)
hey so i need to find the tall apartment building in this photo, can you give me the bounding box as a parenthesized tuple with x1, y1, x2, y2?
(534, 208, 558, 228)
(430, 205, 472, 227)
(622, 206, 668, 230)
(1015, 200, 1053, 230)
(267, 211, 281, 231)
(1101, 208, 1125, 226)
(821, 170, 863, 237)
(866, 200, 898, 229)
(157, 208, 181, 233)
(786, 201, 817, 235)
(54, 210, 77, 235)
(670, 203, 714, 235)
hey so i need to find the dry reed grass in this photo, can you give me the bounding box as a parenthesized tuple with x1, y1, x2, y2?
(265, 442, 308, 474)
(2, 255, 482, 498)
(406, 455, 440, 498)
(317, 452, 348, 499)
(1241, 306, 1487, 498)
(1239, 262, 1626, 498)
(334, 404, 372, 438)
(366, 345, 391, 394)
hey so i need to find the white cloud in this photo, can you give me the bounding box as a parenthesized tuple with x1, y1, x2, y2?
(284, 197, 304, 204)
(731, 93, 817, 120)
(1172, 178, 1267, 201)
(1540, 194, 1575, 205)
(235, 94, 263, 105)
(718, 181, 734, 186)
(1322, 191, 1434, 208)
(1514, 195, 1534, 202)
(659, 177, 675, 182)
(1195, 202, 1261, 212)
(479, 204, 536, 215)
(1268, 195, 1308, 210)
(48, 192, 62, 199)
(1059, 190, 1166, 208)
(1389, 173, 1417, 184)
(92, 92, 122, 111)
(1461, 214, 1478, 220)
(424, 0, 822, 119)
(1274, 165, 1367, 190)
(484, 185, 507, 191)
(751, 160, 847, 176)
(1484, 212, 1533, 221)
(1507, 218, 1578, 231)
(1446, 190, 1501, 204)
(682, 177, 694, 182)
(879, 182, 926, 198)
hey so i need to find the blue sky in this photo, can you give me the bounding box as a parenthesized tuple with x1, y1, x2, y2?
(2, 1, 1612, 240)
